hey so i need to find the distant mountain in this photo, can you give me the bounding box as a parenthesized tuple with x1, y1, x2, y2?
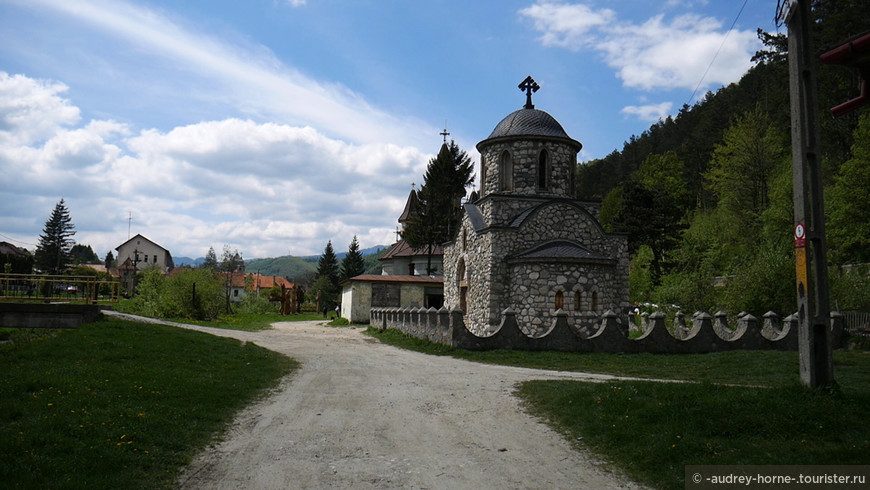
(177, 245, 390, 279)
(174, 256, 205, 267)
(298, 245, 389, 260)
(244, 245, 389, 279)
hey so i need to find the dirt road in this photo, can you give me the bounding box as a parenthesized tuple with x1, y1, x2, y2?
(107, 314, 642, 488)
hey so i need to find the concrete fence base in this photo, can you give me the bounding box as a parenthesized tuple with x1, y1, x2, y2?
(0, 303, 104, 329)
(370, 307, 845, 354)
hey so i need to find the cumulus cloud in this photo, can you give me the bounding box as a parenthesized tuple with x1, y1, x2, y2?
(0, 72, 81, 145)
(518, 3, 616, 49)
(0, 72, 428, 259)
(520, 2, 759, 92)
(620, 102, 673, 122)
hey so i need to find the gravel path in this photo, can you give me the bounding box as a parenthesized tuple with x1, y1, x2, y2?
(106, 312, 643, 489)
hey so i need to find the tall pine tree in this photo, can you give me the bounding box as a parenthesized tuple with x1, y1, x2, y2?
(340, 235, 366, 281)
(35, 199, 76, 274)
(310, 240, 340, 310)
(403, 140, 474, 274)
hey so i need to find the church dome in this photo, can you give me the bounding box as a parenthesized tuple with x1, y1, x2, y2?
(477, 107, 582, 151)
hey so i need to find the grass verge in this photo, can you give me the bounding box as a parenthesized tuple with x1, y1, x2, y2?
(0, 318, 297, 489)
(518, 380, 870, 490)
(367, 327, 870, 489)
(163, 311, 338, 331)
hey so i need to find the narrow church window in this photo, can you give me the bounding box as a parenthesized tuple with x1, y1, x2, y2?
(457, 259, 468, 312)
(500, 150, 513, 191)
(480, 155, 487, 196)
(591, 291, 598, 311)
(538, 149, 549, 190)
(462, 228, 467, 251)
(574, 290, 582, 311)
(555, 290, 564, 310)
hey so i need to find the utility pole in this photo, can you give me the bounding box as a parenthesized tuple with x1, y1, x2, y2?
(783, 0, 834, 387)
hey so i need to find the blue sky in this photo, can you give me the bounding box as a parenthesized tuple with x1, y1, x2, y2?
(0, 0, 780, 260)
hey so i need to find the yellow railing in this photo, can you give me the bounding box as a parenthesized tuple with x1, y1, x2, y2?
(0, 273, 121, 304)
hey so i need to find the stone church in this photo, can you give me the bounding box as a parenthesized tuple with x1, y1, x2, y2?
(442, 77, 629, 336)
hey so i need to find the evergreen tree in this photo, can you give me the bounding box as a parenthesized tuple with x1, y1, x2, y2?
(104, 251, 115, 269)
(35, 199, 76, 274)
(317, 241, 339, 287)
(340, 235, 366, 282)
(69, 244, 99, 264)
(312, 240, 340, 309)
(201, 246, 218, 270)
(403, 140, 474, 274)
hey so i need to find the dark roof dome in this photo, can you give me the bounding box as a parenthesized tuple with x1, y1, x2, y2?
(477, 107, 582, 151)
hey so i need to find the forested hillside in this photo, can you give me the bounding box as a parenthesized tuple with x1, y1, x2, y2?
(576, 0, 870, 315)
(245, 247, 387, 286)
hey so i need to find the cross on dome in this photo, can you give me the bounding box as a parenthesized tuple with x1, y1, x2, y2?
(518, 76, 540, 109)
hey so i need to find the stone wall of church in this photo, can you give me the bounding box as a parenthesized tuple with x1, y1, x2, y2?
(446, 199, 630, 337)
(479, 139, 576, 199)
(507, 262, 622, 336)
(443, 219, 498, 336)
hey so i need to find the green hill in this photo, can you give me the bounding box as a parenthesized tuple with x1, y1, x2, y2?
(245, 246, 388, 281)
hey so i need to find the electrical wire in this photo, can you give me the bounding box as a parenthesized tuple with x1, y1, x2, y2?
(685, 0, 750, 106)
(0, 232, 37, 248)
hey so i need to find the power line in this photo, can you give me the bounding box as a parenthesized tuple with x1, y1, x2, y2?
(0, 232, 36, 247)
(686, 0, 750, 106)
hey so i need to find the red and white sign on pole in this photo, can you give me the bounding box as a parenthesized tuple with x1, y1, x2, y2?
(794, 222, 807, 248)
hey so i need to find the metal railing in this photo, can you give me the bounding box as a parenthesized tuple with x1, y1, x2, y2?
(842, 310, 870, 335)
(0, 273, 120, 304)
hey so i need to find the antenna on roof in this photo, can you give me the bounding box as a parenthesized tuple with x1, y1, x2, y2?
(127, 211, 132, 239)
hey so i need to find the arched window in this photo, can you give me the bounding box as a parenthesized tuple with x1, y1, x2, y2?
(480, 155, 487, 196)
(591, 291, 598, 312)
(456, 259, 468, 312)
(555, 290, 564, 310)
(538, 149, 549, 190)
(574, 290, 582, 311)
(500, 151, 513, 191)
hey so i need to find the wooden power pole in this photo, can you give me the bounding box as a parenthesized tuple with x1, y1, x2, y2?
(784, 0, 834, 387)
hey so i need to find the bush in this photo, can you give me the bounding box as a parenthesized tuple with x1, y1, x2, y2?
(161, 268, 224, 320)
(120, 268, 224, 320)
(237, 292, 278, 315)
(830, 264, 870, 311)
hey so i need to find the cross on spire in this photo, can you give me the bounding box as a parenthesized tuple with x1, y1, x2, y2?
(440, 122, 450, 143)
(519, 75, 540, 109)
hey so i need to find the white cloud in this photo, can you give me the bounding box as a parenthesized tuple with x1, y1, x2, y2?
(0, 72, 81, 145)
(620, 102, 673, 122)
(520, 2, 759, 92)
(0, 72, 428, 259)
(518, 3, 616, 49)
(25, 0, 433, 147)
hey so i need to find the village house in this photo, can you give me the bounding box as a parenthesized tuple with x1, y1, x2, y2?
(226, 271, 295, 303)
(115, 234, 174, 293)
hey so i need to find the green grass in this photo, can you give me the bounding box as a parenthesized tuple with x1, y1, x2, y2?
(518, 381, 870, 490)
(164, 311, 335, 331)
(367, 327, 870, 489)
(0, 318, 297, 489)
